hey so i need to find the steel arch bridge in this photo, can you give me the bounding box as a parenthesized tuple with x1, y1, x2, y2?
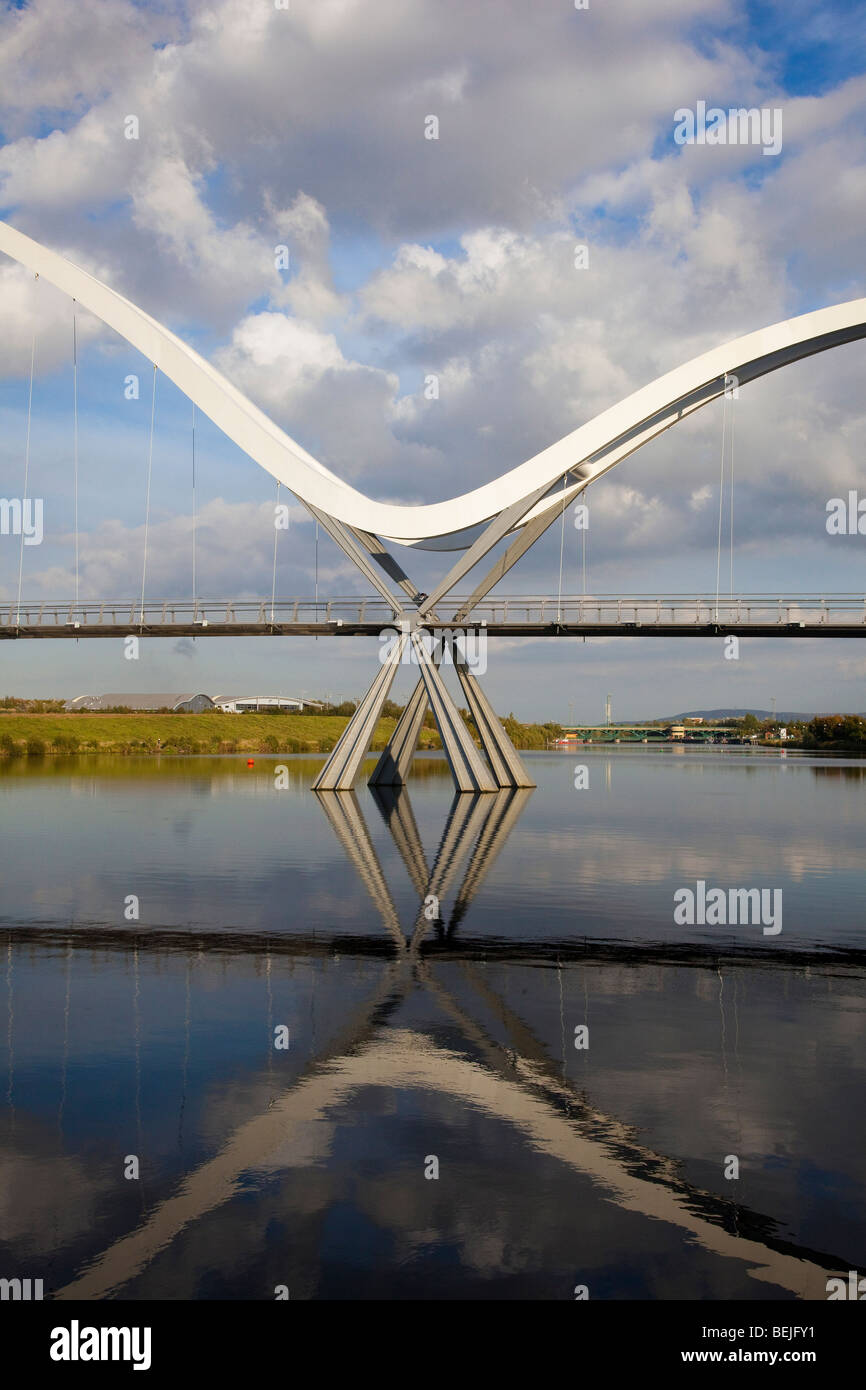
(2, 219, 865, 792)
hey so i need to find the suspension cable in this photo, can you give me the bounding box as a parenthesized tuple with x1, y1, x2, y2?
(72, 303, 79, 607)
(191, 402, 197, 605)
(16, 325, 36, 625)
(581, 484, 588, 594)
(714, 390, 728, 619)
(139, 365, 157, 625)
(556, 474, 567, 620)
(729, 397, 735, 597)
(270, 479, 280, 621)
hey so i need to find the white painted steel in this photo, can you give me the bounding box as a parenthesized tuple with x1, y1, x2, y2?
(2, 219, 864, 548)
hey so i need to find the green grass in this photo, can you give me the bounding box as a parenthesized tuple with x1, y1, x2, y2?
(0, 710, 444, 756)
(0, 708, 561, 757)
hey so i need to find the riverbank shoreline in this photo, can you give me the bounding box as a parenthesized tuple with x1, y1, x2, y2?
(0, 709, 561, 756)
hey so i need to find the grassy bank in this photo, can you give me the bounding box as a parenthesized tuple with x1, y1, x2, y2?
(0, 709, 561, 757)
(0, 711, 420, 756)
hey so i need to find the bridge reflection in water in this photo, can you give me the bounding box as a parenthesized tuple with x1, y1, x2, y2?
(1, 763, 863, 1300)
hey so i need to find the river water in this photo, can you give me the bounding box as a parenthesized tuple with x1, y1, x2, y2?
(0, 747, 864, 1300)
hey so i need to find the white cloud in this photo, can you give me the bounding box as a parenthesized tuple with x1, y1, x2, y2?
(0, 0, 170, 128)
(0, 263, 105, 376)
(0, 0, 863, 628)
(5, 496, 351, 603)
(215, 312, 351, 399)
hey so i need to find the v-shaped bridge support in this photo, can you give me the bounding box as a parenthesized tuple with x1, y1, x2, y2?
(304, 467, 544, 795)
(314, 628, 512, 793)
(310, 487, 537, 794)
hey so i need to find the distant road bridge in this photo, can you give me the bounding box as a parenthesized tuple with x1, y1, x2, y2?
(562, 725, 740, 742)
(3, 593, 865, 640)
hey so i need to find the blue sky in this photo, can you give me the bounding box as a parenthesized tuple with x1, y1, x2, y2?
(0, 0, 864, 718)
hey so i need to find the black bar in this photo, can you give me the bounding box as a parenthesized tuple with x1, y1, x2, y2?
(6, 1297, 862, 1375)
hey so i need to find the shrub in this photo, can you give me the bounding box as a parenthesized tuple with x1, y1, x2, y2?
(52, 734, 81, 755)
(803, 714, 866, 748)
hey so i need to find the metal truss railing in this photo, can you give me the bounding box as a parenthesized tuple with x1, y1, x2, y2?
(1, 593, 865, 632)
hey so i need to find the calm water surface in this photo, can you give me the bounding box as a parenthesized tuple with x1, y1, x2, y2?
(1, 748, 864, 1300)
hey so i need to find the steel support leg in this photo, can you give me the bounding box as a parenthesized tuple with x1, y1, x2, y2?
(455, 662, 536, 787)
(411, 633, 497, 793)
(312, 632, 408, 790)
(368, 677, 428, 786)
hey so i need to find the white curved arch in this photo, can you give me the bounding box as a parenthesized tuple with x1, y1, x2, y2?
(1, 218, 865, 548)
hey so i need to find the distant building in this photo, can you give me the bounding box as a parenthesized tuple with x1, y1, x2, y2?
(66, 693, 216, 713)
(215, 695, 321, 714)
(65, 692, 322, 714)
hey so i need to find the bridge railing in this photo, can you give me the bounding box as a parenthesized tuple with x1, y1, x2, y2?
(459, 593, 866, 627)
(0, 597, 400, 629)
(1, 594, 864, 629)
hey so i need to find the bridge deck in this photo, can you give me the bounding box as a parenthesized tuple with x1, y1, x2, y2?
(2, 594, 865, 639)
